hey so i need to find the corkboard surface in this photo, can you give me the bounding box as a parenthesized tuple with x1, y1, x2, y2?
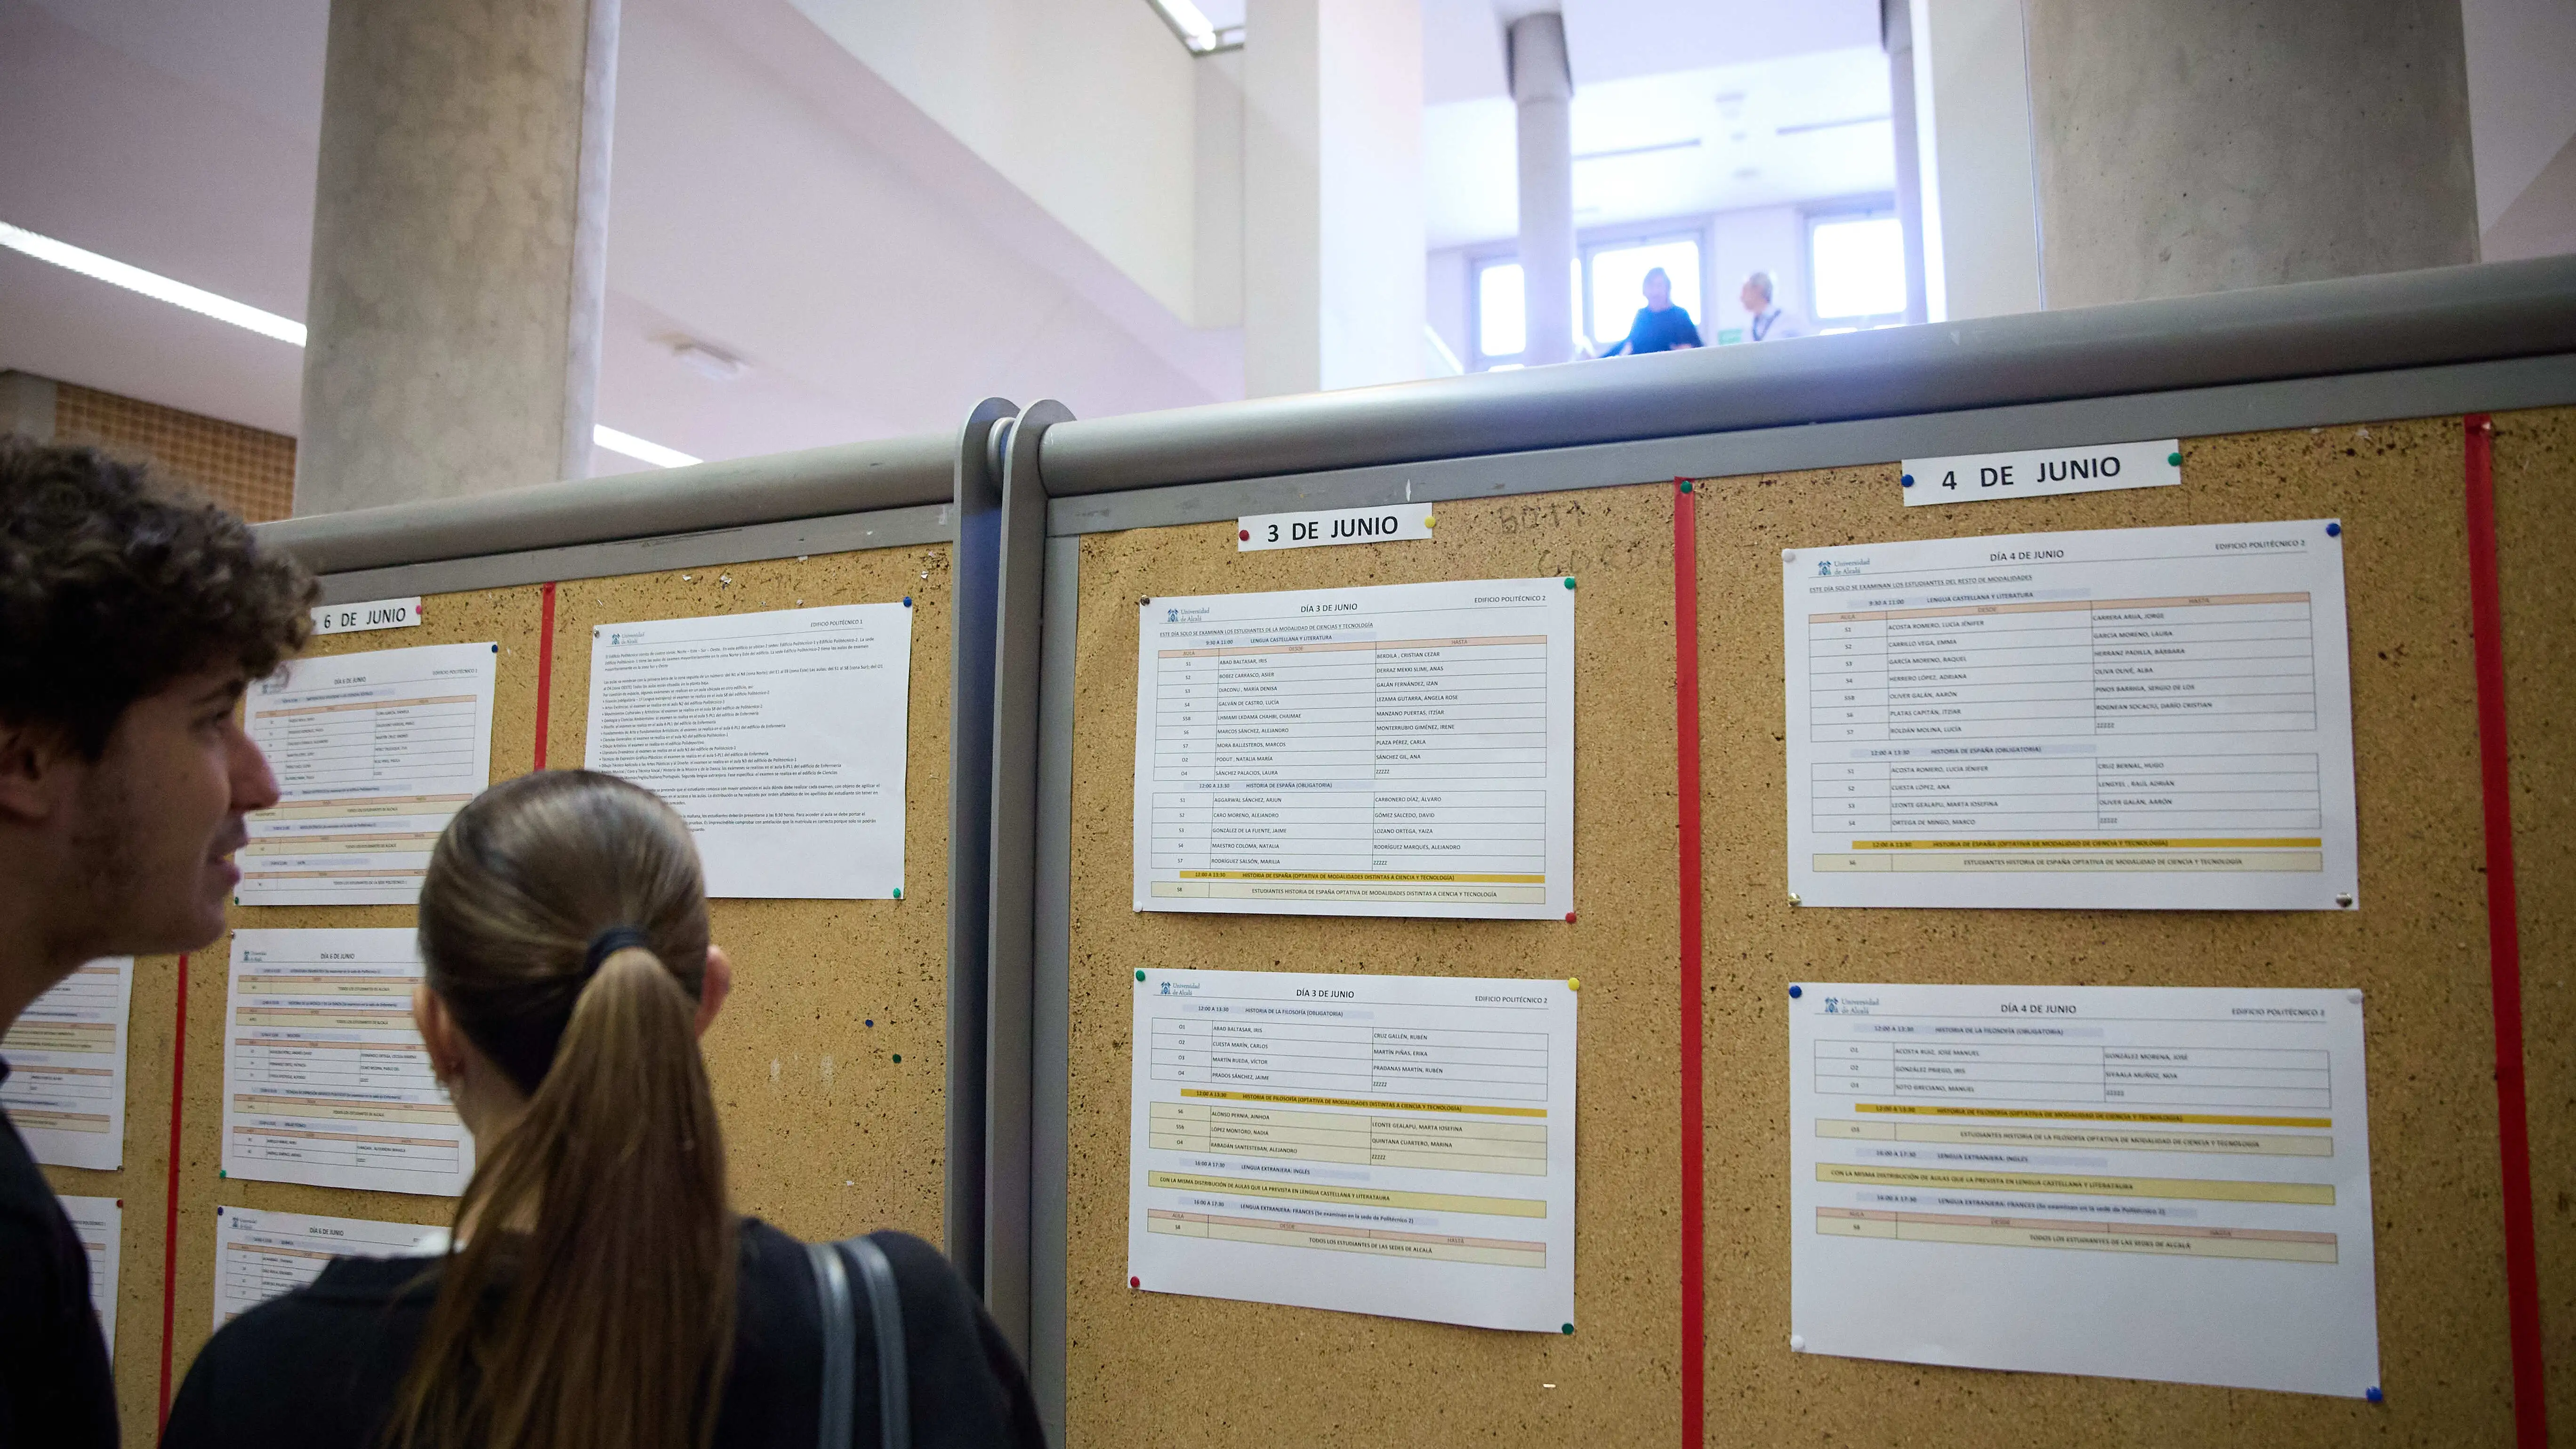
(1062, 486, 1682, 1446)
(149, 541, 952, 1441)
(1690, 415, 2537, 1445)
(2493, 405, 2576, 1439)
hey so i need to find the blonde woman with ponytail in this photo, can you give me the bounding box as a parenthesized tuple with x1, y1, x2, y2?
(164, 770, 1043, 1449)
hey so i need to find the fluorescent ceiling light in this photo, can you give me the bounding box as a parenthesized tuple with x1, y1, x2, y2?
(1575, 138, 1703, 163)
(1147, 0, 1232, 53)
(592, 426, 700, 469)
(0, 219, 306, 345)
(6, 217, 701, 471)
(1775, 114, 1891, 137)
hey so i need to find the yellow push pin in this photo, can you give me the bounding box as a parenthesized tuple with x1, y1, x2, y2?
(1423, 515, 1437, 529)
(1566, 977, 1580, 992)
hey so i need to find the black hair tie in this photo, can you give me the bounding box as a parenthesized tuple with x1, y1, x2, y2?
(583, 925, 655, 975)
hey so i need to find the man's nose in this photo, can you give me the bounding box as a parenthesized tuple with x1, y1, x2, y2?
(229, 724, 282, 813)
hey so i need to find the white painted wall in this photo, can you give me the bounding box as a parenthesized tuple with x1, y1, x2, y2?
(1908, 0, 2041, 319)
(2463, 0, 2576, 260)
(1196, 50, 1247, 329)
(1425, 248, 1471, 370)
(1708, 204, 1807, 339)
(1243, 0, 1426, 395)
(787, 0, 1203, 323)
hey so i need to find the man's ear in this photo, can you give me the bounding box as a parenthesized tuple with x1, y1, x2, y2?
(0, 721, 75, 827)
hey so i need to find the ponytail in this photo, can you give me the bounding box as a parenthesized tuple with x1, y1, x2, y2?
(392, 771, 735, 1449)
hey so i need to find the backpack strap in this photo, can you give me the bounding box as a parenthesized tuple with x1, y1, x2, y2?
(842, 1235, 910, 1449)
(806, 1240, 857, 1449)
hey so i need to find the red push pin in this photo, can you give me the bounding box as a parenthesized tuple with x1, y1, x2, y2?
(1130, 1276, 1142, 1288)
(1239, 529, 1250, 541)
(1564, 911, 1577, 924)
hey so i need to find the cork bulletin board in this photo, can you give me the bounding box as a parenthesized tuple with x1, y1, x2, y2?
(2492, 405, 2576, 1441)
(1689, 410, 2571, 1446)
(1059, 484, 1685, 1445)
(137, 539, 955, 1444)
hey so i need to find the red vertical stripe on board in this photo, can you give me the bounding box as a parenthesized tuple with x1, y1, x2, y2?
(533, 581, 558, 769)
(2463, 414, 2550, 1448)
(1673, 480, 1705, 1449)
(156, 951, 190, 1426)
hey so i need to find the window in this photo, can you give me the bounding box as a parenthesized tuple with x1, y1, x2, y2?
(1470, 232, 1707, 370)
(1807, 211, 1906, 331)
(1471, 258, 1581, 370)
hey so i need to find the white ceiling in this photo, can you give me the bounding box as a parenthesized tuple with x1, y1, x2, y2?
(0, 0, 1232, 475)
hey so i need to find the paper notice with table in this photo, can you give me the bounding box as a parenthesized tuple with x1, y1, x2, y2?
(61, 1195, 119, 1357)
(1785, 519, 2358, 909)
(239, 641, 498, 906)
(222, 929, 474, 1196)
(213, 1205, 441, 1328)
(0, 957, 131, 1169)
(586, 603, 913, 900)
(1790, 982, 2379, 1397)
(1127, 969, 1577, 1333)
(1134, 578, 1575, 919)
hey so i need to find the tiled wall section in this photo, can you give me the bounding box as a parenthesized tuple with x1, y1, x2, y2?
(54, 382, 296, 522)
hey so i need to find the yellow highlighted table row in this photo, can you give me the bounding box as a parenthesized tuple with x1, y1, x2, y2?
(1817, 1207, 2337, 1263)
(1147, 1170, 1546, 1217)
(1817, 1162, 2334, 1204)
(1147, 1209, 1545, 1267)
(1817, 1118, 2333, 1157)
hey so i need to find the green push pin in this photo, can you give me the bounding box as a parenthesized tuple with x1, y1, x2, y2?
(1135, 969, 1146, 982)
(2167, 451, 2183, 466)
(1562, 577, 1576, 589)
(1561, 1323, 1574, 1335)
(891, 886, 903, 900)
(891, 1054, 902, 1063)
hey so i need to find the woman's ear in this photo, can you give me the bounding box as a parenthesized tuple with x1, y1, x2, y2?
(695, 945, 733, 1038)
(412, 985, 467, 1083)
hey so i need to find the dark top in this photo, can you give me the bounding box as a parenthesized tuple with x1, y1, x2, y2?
(163, 1221, 1044, 1449)
(1609, 304, 1702, 355)
(0, 1062, 120, 1449)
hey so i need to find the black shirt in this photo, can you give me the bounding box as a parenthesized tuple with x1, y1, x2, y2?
(0, 1062, 120, 1448)
(163, 1221, 1043, 1449)
(1611, 304, 1702, 354)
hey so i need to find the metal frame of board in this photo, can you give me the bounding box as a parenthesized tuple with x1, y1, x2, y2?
(993, 254, 2576, 1445)
(252, 404, 1019, 1287)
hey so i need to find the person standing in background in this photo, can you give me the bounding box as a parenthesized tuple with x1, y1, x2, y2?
(1596, 267, 1704, 356)
(1742, 271, 1811, 341)
(0, 439, 314, 1447)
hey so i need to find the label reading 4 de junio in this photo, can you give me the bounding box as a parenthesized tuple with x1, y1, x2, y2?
(1238, 502, 1435, 552)
(1901, 440, 2180, 507)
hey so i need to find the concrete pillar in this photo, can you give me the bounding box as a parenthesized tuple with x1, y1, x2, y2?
(1907, 0, 2043, 321)
(1243, 0, 1426, 397)
(297, 0, 619, 514)
(2024, 0, 2478, 308)
(1881, 0, 1928, 326)
(1509, 12, 1574, 366)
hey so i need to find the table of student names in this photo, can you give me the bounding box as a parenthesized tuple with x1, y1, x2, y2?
(1133, 579, 1576, 920)
(1783, 521, 2358, 910)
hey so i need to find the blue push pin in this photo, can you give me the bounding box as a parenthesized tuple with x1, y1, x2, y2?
(1788, 985, 1804, 999)
(1900, 474, 1915, 489)
(2366, 1386, 2383, 1404)
(903, 595, 914, 607)
(2325, 523, 2342, 537)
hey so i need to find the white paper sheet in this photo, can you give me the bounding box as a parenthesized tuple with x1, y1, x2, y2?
(60, 1195, 119, 1358)
(222, 930, 474, 1196)
(1790, 982, 2379, 1398)
(1128, 969, 1577, 1332)
(1133, 578, 1576, 919)
(585, 603, 913, 900)
(0, 957, 132, 1169)
(213, 1205, 441, 1328)
(239, 641, 499, 906)
(1784, 520, 2358, 909)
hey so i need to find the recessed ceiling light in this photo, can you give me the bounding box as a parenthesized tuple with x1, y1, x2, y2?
(671, 340, 749, 382)
(3, 217, 703, 472)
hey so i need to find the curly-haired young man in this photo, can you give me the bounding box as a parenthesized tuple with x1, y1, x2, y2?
(0, 438, 314, 1446)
